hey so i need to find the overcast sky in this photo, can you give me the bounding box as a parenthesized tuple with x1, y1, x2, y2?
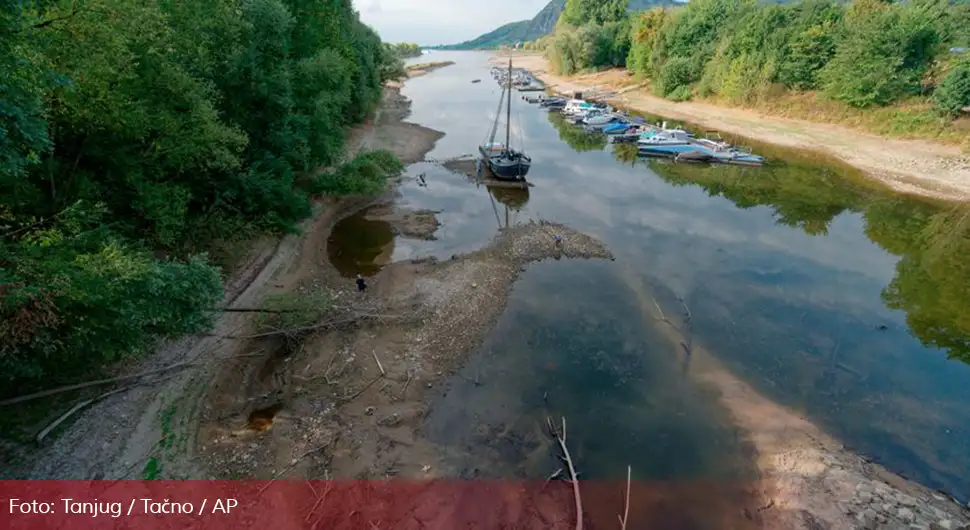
(354, 0, 550, 46)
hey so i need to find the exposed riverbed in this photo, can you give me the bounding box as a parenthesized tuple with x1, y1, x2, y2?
(327, 51, 970, 530)
(20, 50, 970, 530)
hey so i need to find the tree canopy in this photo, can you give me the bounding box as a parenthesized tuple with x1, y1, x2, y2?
(0, 0, 401, 394)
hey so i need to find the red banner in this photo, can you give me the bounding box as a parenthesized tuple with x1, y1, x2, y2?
(1, 480, 764, 529)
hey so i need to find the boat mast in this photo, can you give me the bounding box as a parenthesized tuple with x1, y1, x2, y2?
(506, 58, 512, 152)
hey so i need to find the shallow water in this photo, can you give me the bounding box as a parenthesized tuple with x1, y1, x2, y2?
(329, 51, 970, 503)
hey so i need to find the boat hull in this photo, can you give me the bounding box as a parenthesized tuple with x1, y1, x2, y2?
(478, 146, 531, 181)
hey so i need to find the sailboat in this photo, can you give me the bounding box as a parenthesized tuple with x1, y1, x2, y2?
(479, 58, 531, 181)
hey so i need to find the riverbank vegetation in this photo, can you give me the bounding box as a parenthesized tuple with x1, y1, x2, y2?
(0, 0, 403, 394)
(538, 0, 970, 147)
(387, 42, 423, 58)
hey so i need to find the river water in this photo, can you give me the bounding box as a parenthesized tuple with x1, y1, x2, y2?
(330, 51, 970, 505)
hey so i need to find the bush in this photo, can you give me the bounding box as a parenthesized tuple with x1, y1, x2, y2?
(934, 64, 970, 116)
(310, 150, 404, 196)
(658, 56, 696, 98)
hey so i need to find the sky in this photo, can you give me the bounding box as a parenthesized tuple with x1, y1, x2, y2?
(353, 0, 550, 46)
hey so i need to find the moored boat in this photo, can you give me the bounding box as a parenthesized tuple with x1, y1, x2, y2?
(479, 59, 531, 181)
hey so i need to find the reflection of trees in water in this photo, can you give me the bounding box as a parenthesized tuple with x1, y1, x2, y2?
(488, 185, 530, 211)
(611, 143, 639, 165)
(326, 211, 394, 278)
(648, 151, 970, 365)
(547, 112, 607, 152)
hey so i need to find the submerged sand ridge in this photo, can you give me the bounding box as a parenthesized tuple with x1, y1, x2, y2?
(616, 262, 970, 530)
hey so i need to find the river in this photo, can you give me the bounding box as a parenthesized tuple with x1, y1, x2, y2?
(330, 51, 970, 503)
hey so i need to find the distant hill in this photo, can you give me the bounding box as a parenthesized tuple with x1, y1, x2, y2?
(437, 0, 676, 50)
(437, 0, 566, 50)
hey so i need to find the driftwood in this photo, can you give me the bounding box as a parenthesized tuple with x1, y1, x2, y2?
(547, 416, 583, 530)
(1, 361, 195, 407)
(258, 439, 337, 495)
(35, 372, 182, 443)
(618, 465, 631, 530)
(372, 351, 385, 376)
(339, 376, 383, 403)
(213, 313, 403, 341)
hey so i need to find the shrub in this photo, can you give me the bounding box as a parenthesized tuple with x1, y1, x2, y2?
(934, 64, 970, 117)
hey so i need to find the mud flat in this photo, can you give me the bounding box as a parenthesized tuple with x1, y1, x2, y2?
(197, 220, 614, 483)
(495, 53, 970, 202)
(362, 202, 441, 240)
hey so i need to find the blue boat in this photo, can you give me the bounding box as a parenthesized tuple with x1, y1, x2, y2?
(602, 122, 630, 134)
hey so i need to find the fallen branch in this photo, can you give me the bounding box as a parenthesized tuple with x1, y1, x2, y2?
(372, 351, 385, 376)
(212, 308, 300, 314)
(547, 416, 583, 530)
(339, 376, 383, 403)
(305, 472, 333, 523)
(258, 441, 335, 495)
(1, 362, 195, 407)
(617, 465, 631, 530)
(36, 373, 182, 443)
(400, 370, 413, 400)
(678, 297, 692, 325)
(212, 313, 404, 340)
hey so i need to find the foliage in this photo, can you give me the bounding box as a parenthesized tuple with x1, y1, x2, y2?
(624, 0, 965, 115)
(310, 150, 404, 196)
(0, 0, 399, 394)
(547, 0, 635, 74)
(387, 42, 422, 58)
(933, 62, 970, 116)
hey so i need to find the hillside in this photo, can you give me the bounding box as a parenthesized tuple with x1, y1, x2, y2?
(439, 0, 675, 50)
(439, 0, 566, 50)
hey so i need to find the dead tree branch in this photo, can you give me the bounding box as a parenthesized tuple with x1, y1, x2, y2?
(36, 372, 182, 443)
(547, 416, 583, 530)
(617, 465, 631, 530)
(1, 361, 194, 407)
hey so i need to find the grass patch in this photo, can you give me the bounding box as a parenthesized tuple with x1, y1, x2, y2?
(747, 91, 970, 150)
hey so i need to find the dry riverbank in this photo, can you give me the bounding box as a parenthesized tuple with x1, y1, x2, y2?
(21, 79, 446, 481)
(406, 60, 456, 79)
(495, 53, 970, 202)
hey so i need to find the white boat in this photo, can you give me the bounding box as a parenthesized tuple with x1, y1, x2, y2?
(584, 112, 619, 126)
(562, 99, 591, 115)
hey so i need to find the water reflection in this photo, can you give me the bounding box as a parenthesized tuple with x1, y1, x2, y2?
(548, 112, 607, 152)
(362, 51, 970, 502)
(326, 208, 394, 278)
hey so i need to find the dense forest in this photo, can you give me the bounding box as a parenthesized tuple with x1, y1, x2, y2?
(0, 0, 403, 394)
(541, 0, 970, 131)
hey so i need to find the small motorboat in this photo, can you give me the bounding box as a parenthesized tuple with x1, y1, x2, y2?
(637, 129, 694, 157)
(675, 150, 714, 163)
(602, 122, 631, 135)
(584, 112, 619, 126)
(471, 79, 481, 83)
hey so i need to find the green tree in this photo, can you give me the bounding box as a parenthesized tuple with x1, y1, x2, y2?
(933, 62, 970, 116)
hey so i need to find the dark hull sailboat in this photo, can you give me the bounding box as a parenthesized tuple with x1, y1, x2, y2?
(480, 59, 531, 182)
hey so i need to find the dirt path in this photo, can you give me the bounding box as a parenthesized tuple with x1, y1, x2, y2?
(498, 54, 970, 202)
